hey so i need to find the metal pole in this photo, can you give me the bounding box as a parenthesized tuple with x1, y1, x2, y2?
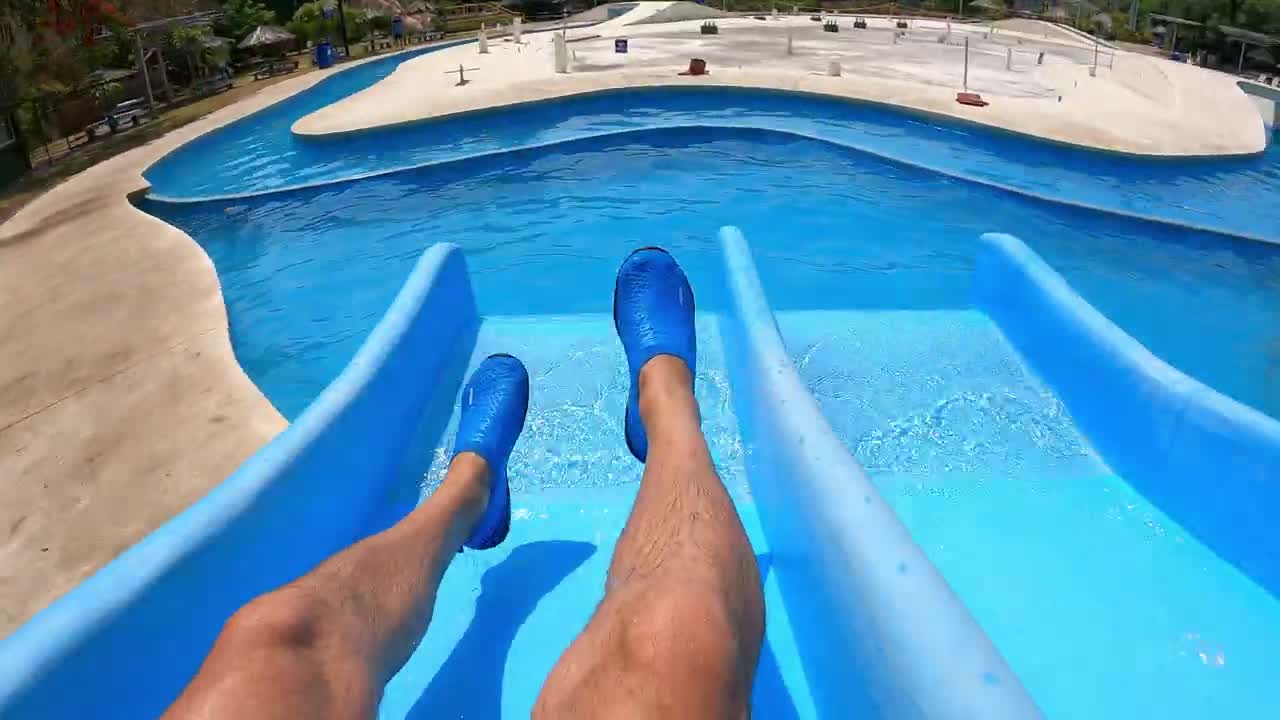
(959, 0, 965, 19)
(135, 34, 155, 112)
(336, 0, 351, 59)
(963, 36, 969, 90)
(1093, 36, 1098, 70)
(1239, 41, 1247, 73)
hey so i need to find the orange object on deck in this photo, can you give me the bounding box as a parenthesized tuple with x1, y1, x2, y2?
(956, 92, 989, 107)
(679, 58, 709, 76)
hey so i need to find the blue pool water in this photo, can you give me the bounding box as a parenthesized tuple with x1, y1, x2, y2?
(146, 85, 1280, 242)
(135, 46, 1280, 720)
(143, 129, 1280, 422)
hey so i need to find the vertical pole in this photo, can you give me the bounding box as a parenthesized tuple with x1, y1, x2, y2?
(135, 34, 155, 112)
(1239, 41, 1247, 73)
(155, 47, 173, 103)
(963, 36, 969, 91)
(960, 0, 965, 19)
(336, 0, 351, 59)
(1170, 24, 1178, 54)
(1093, 36, 1098, 71)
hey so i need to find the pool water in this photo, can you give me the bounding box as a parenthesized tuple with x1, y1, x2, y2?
(143, 130, 1280, 421)
(137, 48, 1280, 720)
(146, 85, 1280, 244)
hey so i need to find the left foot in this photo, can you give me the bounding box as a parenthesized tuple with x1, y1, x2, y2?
(613, 247, 696, 462)
(454, 354, 530, 550)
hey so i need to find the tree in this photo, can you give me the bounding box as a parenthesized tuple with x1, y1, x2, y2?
(287, 1, 369, 45)
(167, 24, 227, 88)
(215, 0, 277, 40)
(0, 1, 129, 106)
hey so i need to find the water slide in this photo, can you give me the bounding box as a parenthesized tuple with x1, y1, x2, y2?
(4, 219, 1279, 716)
(0, 217, 1047, 717)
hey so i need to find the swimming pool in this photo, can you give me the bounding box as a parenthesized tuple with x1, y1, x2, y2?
(6, 39, 1280, 720)
(139, 115, 1280, 718)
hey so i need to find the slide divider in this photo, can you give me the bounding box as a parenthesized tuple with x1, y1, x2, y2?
(0, 244, 480, 719)
(976, 232, 1280, 598)
(717, 227, 1042, 719)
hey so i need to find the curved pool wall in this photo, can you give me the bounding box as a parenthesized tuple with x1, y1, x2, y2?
(975, 233, 1280, 598)
(145, 85, 1280, 244)
(139, 38, 469, 198)
(0, 245, 478, 719)
(0, 233, 1045, 719)
(718, 228, 1041, 719)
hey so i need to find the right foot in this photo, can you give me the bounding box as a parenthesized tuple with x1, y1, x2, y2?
(613, 247, 697, 462)
(455, 354, 530, 550)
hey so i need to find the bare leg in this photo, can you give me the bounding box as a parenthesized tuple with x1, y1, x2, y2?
(535, 356, 765, 719)
(163, 453, 492, 720)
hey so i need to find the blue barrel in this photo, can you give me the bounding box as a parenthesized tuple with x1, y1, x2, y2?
(316, 41, 334, 69)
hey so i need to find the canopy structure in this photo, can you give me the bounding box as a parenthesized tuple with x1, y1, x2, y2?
(237, 25, 296, 49)
(1219, 25, 1280, 73)
(1146, 13, 1203, 55)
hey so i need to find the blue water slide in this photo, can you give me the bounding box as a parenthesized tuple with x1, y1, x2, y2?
(975, 233, 1280, 598)
(718, 228, 1042, 719)
(0, 234, 1042, 718)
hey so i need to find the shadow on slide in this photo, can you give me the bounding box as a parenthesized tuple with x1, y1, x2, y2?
(406, 540, 596, 719)
(752, 553, 802, 720)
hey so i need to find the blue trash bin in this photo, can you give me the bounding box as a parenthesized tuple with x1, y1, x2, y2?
(316, 41, 334, 69)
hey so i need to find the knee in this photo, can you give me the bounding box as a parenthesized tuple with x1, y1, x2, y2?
(618, 588, 750, 669)
(219, 587, 331, 653)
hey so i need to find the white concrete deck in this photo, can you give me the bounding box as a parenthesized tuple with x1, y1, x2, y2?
(295, 12, 1265, 156)
(0, 2, 1268, 636)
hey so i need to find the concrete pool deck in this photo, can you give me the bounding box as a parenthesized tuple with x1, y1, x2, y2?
(0, 2, 1268, 635)
(297, 13, 1263, 157)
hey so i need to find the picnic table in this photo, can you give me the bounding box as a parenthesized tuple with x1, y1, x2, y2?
(253, 59, 299, 81)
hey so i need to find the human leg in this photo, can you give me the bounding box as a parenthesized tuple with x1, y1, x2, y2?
(534, 250, 764, 719)
(163, 355, 529, 720)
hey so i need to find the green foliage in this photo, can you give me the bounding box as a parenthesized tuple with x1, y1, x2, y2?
(287, 2, 369, 45)
(216, 0, 278, 40)
(0, 1, 130, 105)
(167, 25, 230, 87)
(89, 80, 124, 105)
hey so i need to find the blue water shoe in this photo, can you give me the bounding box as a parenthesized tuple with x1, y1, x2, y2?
(612, 247, 697, 462)
(456, 353, 529, 550)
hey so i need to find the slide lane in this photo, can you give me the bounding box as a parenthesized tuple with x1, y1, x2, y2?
(0, 236, 1040, 719)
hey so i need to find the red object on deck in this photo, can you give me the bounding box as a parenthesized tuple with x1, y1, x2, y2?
(679, 58, 709, 76)
(956, 92, 989, 107)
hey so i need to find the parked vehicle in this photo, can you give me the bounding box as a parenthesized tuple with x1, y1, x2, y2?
(86, 98, 150, 138)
